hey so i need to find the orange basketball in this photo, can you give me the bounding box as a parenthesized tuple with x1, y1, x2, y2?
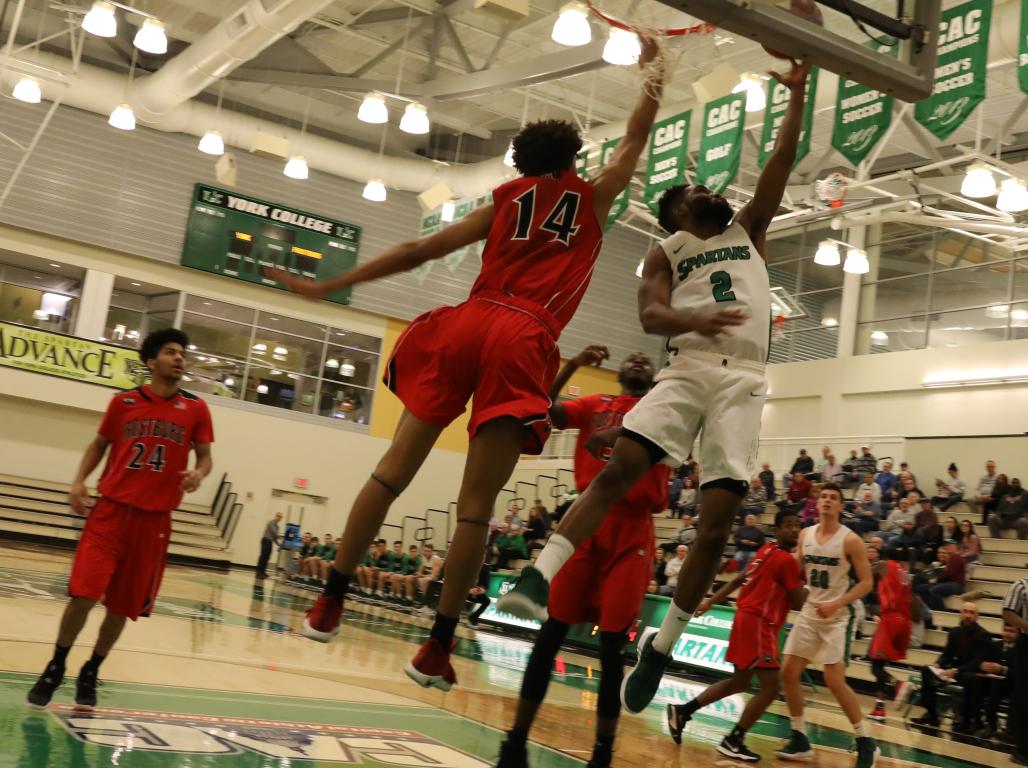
(763, 0, 824, 60)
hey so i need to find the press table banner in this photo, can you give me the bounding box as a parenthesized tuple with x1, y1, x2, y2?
(831, 42, 895, 167)
(758, 68, 819, 169)
(182, 184, 361, 305)
(601, 138, 631, 229)
(914, 0, 991, 140)
(0, 322, 145, 389)
(644, 110, 691, 214)
(696, 93, 746, 195)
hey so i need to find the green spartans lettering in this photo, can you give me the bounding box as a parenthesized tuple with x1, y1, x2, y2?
(675, 245, 751, 282)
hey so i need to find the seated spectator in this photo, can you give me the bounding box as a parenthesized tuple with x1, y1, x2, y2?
(856, 473, 882, 505)
(530, 499, 551, 528)
(912, 603, 993, 730)
(916, 542, 966, 612)
(968, 460, 999, 522)
(896, 473, 925, 503)
(988, 477, 1028, 539)
(899, 462, 917, 487)
(733, 514, 765, 569)
(759, 462, 776, 500)
(467, 559, 492, 627)
(391, 544, 422, 602)
(880, 497, 915, 543)
(983, 473, 1010, 525)
(646, 579, 659, 595)
(957, 519, 981, 563)
(492, 523, 529, 569)
(844, 488, 881, 535)
(785, 471, 812, 509)
(968, 622, 1019, 740)
(552, 490, 577, 524)
(855, 446, 877, 477)
(787, 449, 814, 483)
(307, 533, 337, 585)
(668, 474, 684, 513)
(931, 463, 966, 512)
(742, 477, 768, 518)
(875, 461, 898, 505)
(841, 449, 861, 487)
(660, 544, 688, 596)
(670, 514, 698, 549)
(508, 504, 525, 528)
(914, 497, 942, 563)
(293, 532, 315, 578)
(676, 477, 698, 519)
(822, 453, 844, 485)
(375, 540, 406, 597)
(524, 504, 550, 550)
(799, 484, 822, 527)
(941, 516, 961, 544)
(403, 543, 443, 604)
(653, 549, 668, 587)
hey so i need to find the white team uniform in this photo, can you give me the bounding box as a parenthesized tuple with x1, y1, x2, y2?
(622, 221, 769, 480)
(782, 523, 855, 665)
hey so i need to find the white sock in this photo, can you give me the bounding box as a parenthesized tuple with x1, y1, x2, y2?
(790, 716, 806, 733)
(853, 720, 869, 738)
(652, 606, 692, 655)
(533, 534, 575, 581)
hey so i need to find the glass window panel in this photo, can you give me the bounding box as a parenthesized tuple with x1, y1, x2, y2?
(184, 294, 254, 324)
(109, 290, 147, 311)
(252, 329, 325, 377)
(788, 288, 842, 331)
(0, 283, 75, 333)
(870, 225, 936, 280)
(930, 232, 1005, 271)
(863, 275, 929, 321)
(767, 259, 802, 295)
(764, 229, 806, 267)
(105, 307, 145, 347)
(150, 292, 179, 315)
(328, 328, 382, 355)
(856, 320, 927, 355)
(802, 262, 845, 291)
(324, 344, 378, 389)
(1008, 300, 1028, 341)
(1011, 259, 1028, 301)
(926, 307, 1008, 349)
(318, 381, 373, 425)
(929, 262, 1010, 313)
(244, 364, 316, 414)
(256, 310, 328, 340)
(184, 353, 244, 399)
(181, 312, 252, 363)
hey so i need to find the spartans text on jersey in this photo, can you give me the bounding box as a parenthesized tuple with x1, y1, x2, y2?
(676, 245, 751, 282)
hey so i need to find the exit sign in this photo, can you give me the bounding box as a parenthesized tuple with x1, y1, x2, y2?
(293, 478, 309, 490)
(568, 385, 581, 396)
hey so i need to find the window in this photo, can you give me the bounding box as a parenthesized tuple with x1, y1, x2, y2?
(0, 260, 82, 334)
(106, 289, 178, 347)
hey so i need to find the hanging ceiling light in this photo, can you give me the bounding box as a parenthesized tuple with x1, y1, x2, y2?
(997, 178, 1028, 213)
(821, 317, 839, 327)
(357, 92, 389, 124)
(813, 240, 841, 266)
(256, 383, 269, 395)
(503, 143, 516, 168)
(82, 1, 117, 37)
(133, 18, 167, 54)
(325, 358, 340, 368)
(12, 77, 41, 104)
(843, 247, 869, 274)
(552, 2, 591, 46)
(441, 200, 456, 222)
(273, 346, 288, 355)
(870, 330, 889, 344)
(732, 73, 766, 112)
(197, 129, 224, 156)
(961, 162, 996, 198)
(602, 27, 641, 66)
(224, 377, 235, 387)
(108, 103, 135, 130)
(399, 102, 430, 134)
(340, 359, 356, 377)
(252, 343, 267, 351)
(363, 178, 387, 202)
(283, 156, 309, 180)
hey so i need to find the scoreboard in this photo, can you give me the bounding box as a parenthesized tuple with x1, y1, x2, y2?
(181, 184, 361, 305)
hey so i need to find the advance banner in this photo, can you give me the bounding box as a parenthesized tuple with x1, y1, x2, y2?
(644, 110, 691, 214)
(758, 68, 819, 169)
(601, 138, 630, 229)
(914, 0, 991, 140)
(696, 93, 746, 194)
(831, 42, 895, 167)
(0, 322, 146, 390)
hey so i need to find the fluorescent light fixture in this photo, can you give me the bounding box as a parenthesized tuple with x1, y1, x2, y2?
(357, 92, 388, 124)
(32, 309, 49, 320)
(273, 346, 288, 355)
(602, 27, 641, 65)
(224, 377, 235, 387)
(922, 367, 1028, 388)
(283, 156, 309, 180)
(108, 104, 135, 130)
(986, 304, 1009, 318)
(821, 317, 839, 327)
(843, 248, 869, 274)
(363, 178, 387, 202)
(272, 354, 287, 362)
(1011, 308, 1028, 322)
(133, 18, 167, 54)
(399, 102, 430, 134)
(12, 77, 41, 104)
(552, 2, 591, 46)
(256, 384, 269, 395)
(961, 162, 996, 199)
(82, 1, 117, 37)
(252, 343, 267, 351)
(813, 240, 841, 266)
(198, 130, 224, 155)
(340, 359, 356, 377)
(869, 330, 889, 343)
(188, 344, 197, 351)
(997, 177, 1028, 213)
(325, 358, 340, 368)
(441, 200, 456, 222)
(732, 73, 766, 112)
(287, 373, 299, 380)
(503, 143, 515, 168)
(271, 369, 282, 375)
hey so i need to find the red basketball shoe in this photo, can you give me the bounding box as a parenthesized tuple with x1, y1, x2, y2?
(404, 638, 457, 691)
(303, 595, 343, 642)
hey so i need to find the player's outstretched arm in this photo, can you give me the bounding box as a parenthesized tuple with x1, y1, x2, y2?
(266, 204, 494, 299)
(591, 36, 664, 221)
(547, 345, 609, 427)
(698, 571, 748, 614)
(69, 435, 110, 514)
(736, 60, 812, 254)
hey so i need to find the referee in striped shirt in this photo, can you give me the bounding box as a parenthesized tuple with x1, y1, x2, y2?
(1002, 576, 1028, 765)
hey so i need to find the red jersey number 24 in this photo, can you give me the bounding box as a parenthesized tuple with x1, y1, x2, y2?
(511, 187, 581, 247)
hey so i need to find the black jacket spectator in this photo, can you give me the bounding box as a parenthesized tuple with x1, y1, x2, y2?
(790, 452, 814, 475)
(914, 607, 994, 725)
(759, 467, 776, 499)
(734, 523, 766, 553)
(969, 627, 1019, 735)
(854, 448, 877, 476)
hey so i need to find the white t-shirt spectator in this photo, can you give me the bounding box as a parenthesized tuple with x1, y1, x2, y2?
(976, 472, 998, 498)
(664, 554, 687, 589)
(823, 462, 843, 483)
(857, 481, 881, 504)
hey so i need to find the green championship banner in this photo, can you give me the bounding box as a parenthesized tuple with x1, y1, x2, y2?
(0, 322, 146, 389)
(831, 42, 895, 167)
(575, 149, 590, 179)
(758, 68, 819, 169)
(644, 110, 691, 214)
(182, 184, 361, 305)
(601, 138, 630, 229)
(914, 0, 991, 140)
(1020, 0, 1028, 94)
(696, 93, 746, 194)
(416, 193, 490, 284)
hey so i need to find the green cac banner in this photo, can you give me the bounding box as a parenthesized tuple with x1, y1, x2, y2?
(575, 149, 590, 180)
(696, 93, 746, 194)
(416, 193, 490, 284)
(915, 0, 991, 140)
(1020, 0, 1028, 93)
(643, 110, 691, 214)
(758, 68, 819, 168)
(831, 42, 895, 167)
(600, 138, 630, 229)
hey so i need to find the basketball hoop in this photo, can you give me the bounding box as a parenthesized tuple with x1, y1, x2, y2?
(816, 172, 851, 209)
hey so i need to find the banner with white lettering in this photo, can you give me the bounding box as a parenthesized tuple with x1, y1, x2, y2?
(575, 149, 590, 179)
(601, 138, 630, 229)
(1020, 0, 1028, 94)
(644, 110, 691, 214)
(758, 68, 819, 169)
(416, 193, 490, 280)
(0, 323, 145, 390)
(831, 43, 895, 167)
(914, 0, 991, 140)
(696, 93, 746, 194)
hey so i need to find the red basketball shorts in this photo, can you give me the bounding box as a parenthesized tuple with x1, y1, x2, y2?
(868, 612, 910, 662)
(384, 293, 560, 454)
(68, 498, 172, 621)
(726, 611, 783, 669)
(548, 507, 654, 632)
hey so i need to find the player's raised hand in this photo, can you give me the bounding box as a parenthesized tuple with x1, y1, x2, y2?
(637, 34, 659, 68)
(68, 481, 92, 515)
(572, 345, 610, 368)
(689, 309, 747, 338)
(263, 266, 330, 299)
(180, 469, 203, 493)
(769, 59, 812, 92)
(694, 598, 713, 617)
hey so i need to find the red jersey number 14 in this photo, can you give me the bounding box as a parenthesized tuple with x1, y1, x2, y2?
(511, 187, 582, 246)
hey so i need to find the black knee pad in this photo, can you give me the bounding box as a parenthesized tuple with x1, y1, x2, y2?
(700, 477, 748, 498)
(597, 631, 628, 720)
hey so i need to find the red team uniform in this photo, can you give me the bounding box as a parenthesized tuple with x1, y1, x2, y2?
(384, 171, 602, 452)
(726, 541, 803, 669)
(548, 394, 670, 631)
(869, 560, 912, 662)
(69, 385, 214, 620)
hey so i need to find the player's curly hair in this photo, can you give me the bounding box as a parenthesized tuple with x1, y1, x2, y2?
(774, 508, 799, 529)
(657, 184, 689, 235)
(511, 120, 582, 177)
(139, 328, 190, 363)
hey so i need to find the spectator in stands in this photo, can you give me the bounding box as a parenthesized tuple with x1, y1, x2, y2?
(880, 497, 915, 544)
(375, 541, 405, 598)
(1001, 576, 1028, 764)
(508, 504, 525, 528)
(660, 545, 688, 596)
(524, 504, 550, 550)
(912, 602, 993, 729)
(841, 449, 860, 487)
(969, 460, 999, 522)
(742, 477, 767, 518)
(969, 622, 1019, 740)
(492, 522, 529, 569)
(882, 499, 925, 564)
(915, 542, 966, 612)
(676, 476, 698, 519)
(789, 449, 813, 480)
(988, 477, 1028, 539)
(320, 536, 340, 585)
(647, 579, 659, 595)
(531, 499, 551, 528)
(845, 487, 881, 535)
(668, 474, 683, 513)
(759, 462, 776, 500)
(942, 516, 961, 543)
(984, 473, 1010, 525)
(900, 462, 917, 486)
(814, 445, 832, 480)
(391, 545, 422, 603)
(669, 513, 698, 550)
(653, 549, 668, 588)
(822, 453, 843, 485)
(733, 514, 765, 569)
(897, 473, 925, 503)
(799, 483, 822, 527)
(931, 463, 966, 512)
(857, 473, 882, 505)
(256, 511, 282, 580)
(404, 543, 443, 604)
(467, 559, 492, 627)
(308, 533, 337, 585)
(875, 461, 898, 506)
(856, 446, 877, 476)
(957, 520, 981, 563)
(914, 497, 942, 563)
(785, 471, 812, 510)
